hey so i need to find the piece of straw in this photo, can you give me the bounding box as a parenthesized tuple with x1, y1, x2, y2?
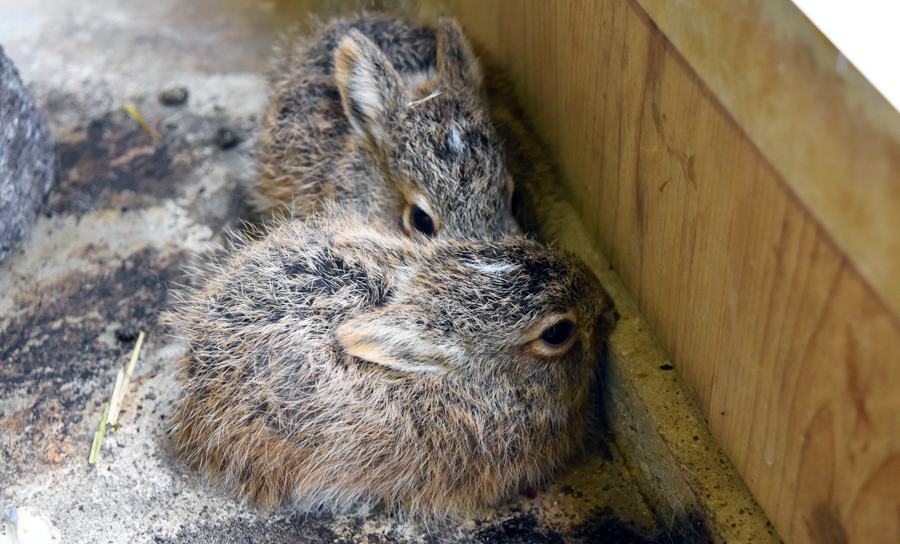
(122, 331, 145, 394)
(106, 368, 126, 426)
(122, 103, 163, 142)
(108, 331, 145, 426)
(88, 331, 146, 463)
(88, 402, 111, 465)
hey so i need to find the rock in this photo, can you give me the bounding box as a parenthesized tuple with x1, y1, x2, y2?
(1, 506, 62, 543)
(158, 86, 189, 106)
(0, 45, 54, 263)
(213, 126, 240, 150)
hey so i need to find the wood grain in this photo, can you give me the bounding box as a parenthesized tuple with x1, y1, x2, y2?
(446, 1, 900, 542)
(635, 0, 900, 324)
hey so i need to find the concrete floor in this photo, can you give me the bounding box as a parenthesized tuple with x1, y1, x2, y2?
(0, 1, 673, 542)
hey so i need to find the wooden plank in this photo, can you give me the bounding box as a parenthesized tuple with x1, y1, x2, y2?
(527, 177, 780, 544)
(446, 1, 900, 542)
(633, 0, 900, 326)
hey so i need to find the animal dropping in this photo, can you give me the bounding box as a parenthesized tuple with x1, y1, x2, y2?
(250, 13, 519, 240)
(168, 214, 617, 521)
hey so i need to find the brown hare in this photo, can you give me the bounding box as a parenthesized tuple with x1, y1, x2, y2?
(249, 12, 520, 240)
(168, 213, 617, 522)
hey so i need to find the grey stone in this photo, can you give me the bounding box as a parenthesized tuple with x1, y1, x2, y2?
(0, 44, 54, 262)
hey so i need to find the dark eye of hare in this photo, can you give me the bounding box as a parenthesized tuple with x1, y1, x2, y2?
(540, 319, 575, 347)
(411, 205, 435, 236)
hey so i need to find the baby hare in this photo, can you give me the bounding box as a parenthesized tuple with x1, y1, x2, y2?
(168, 214, 617, 521)
(250, 13, 519, 239)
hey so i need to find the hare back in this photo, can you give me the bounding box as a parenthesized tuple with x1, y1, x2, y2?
(168, 217, 613, 520)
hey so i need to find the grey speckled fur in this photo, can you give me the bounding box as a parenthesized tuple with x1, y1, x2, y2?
(168, 213, 617, 522)
(250, 12, 519, 240)
(0, 45, 54, 262)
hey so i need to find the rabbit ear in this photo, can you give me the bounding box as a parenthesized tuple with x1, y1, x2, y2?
(436, 17, 483, 90)
(334, 29, 406, 145)
(335, 305, 459, 374)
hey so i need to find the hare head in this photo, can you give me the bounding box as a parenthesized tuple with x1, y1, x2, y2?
(169, 214, 616, 520)
(333, 17, 520, 240)
(336, 235, 616, 403)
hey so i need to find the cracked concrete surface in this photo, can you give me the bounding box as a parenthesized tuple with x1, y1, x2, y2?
(0, 1, 679, 542)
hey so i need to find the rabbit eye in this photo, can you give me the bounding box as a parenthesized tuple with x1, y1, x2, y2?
(540, 319, 575, 347)
(411, 205, 435, 236)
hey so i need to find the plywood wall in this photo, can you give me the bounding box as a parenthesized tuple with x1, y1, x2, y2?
(445, 1, 900, 543)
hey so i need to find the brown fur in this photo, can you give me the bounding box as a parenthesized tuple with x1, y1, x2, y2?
(249, 12, 519, 240)
(168, 213, 617, 522)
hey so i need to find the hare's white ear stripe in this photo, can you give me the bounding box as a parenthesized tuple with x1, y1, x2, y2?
(436, 16, 483, 90)
(336, 306, 448, 374)
(334, 30, 405, 144)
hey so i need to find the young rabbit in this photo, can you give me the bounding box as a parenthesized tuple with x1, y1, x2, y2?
(168, 213, 617, 521)
(249, 12, 520, 240)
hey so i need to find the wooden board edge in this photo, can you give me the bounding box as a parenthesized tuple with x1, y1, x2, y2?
(632, 0, 900, 324)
